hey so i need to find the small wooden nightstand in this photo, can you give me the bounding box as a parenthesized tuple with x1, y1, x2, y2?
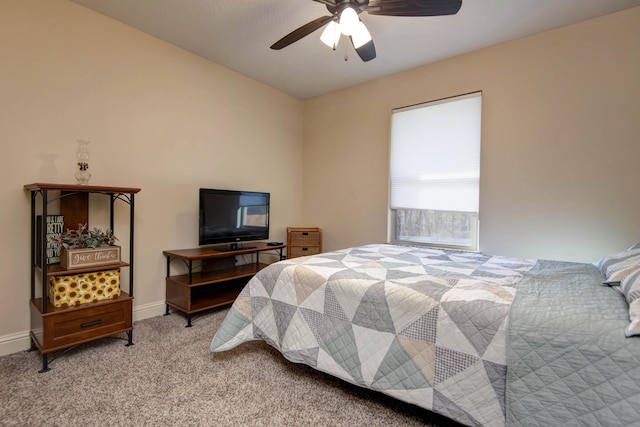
(287, 227, 322, 259)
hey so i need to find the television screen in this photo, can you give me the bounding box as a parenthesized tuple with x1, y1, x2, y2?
(199, 188, 270, 246)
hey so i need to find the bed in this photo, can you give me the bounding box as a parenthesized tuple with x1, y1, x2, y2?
(210, 244, 640, 426)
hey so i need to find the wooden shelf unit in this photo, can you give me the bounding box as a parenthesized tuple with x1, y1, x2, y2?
(163, 243, 286, 326)
(24, 183, 140, 372)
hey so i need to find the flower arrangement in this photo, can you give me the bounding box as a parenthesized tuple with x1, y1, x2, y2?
(56, 223, 118, 249)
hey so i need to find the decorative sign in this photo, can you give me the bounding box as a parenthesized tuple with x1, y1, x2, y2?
(60, 246, 121, 270)
(36, 215, 64, 265)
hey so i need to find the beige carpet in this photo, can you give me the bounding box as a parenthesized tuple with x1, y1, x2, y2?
(0, 308, 462, 426)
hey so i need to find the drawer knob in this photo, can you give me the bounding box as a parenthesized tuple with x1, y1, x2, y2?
(81, 320, 103, 328)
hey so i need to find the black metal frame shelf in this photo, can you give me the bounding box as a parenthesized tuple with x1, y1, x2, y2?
(24, 183, 141, 372)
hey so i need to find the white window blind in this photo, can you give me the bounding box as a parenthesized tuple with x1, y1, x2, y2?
(390, 92, 482, 213)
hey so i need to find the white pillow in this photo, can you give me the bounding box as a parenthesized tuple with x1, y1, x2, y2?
(596, 248, 640, 284)
(621, 269, 640, 337)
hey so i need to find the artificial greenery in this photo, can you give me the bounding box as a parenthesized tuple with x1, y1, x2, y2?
(56, 223, 118, 249)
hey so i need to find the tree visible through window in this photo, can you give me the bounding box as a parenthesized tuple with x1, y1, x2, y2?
(389, 92, 482, 251)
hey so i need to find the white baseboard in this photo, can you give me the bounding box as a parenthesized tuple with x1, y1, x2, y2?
(0, 330, 32, 357)
(132, 300, 167, 322)
(0, 300, 168, 357)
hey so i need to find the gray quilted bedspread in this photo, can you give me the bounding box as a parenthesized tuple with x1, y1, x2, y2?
(211, 244, 536, 426)
(506, 259, 640, 426)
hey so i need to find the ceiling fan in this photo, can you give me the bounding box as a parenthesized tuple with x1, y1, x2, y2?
(270, 0, 463, 62)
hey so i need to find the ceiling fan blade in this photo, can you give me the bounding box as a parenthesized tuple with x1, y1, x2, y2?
(351, 38, 376, 62)
(270, 15, 335, 50)
(311, 0, 336, 7)
(366, 0, 462, 17)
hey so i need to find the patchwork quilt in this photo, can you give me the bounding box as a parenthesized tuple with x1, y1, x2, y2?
(211, 244, 536, 426)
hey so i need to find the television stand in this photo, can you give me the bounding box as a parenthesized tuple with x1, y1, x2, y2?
(218, 244, 256, 252)
(162, 243, 286, 327)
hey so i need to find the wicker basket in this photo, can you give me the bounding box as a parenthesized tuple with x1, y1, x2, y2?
(289, 246, 321, 258)
(289, 231, 321, 245)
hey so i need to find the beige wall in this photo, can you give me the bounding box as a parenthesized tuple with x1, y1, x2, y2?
(303, 6, 640, 263)
(0, 0, 303, 348)
(2, 0, 639, 355)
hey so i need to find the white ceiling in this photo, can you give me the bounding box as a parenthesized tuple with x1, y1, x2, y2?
(71, 0, 640, 99)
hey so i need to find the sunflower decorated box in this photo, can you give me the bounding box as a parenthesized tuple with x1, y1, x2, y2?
(48, 269, 121, 308)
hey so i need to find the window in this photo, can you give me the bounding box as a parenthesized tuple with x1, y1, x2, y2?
(389, 92, 482, 251)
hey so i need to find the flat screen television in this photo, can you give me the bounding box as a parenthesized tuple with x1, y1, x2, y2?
(199, 188, 270, 246)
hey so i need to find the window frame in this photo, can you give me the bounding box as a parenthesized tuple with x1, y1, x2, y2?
(387, 91, 482, 252)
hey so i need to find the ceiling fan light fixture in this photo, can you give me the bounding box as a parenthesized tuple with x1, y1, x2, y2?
(351, 21, 372, 49)
(271, 0, 462, 61)
(339, 6, 359, 36)
(320, 20, 341, 50)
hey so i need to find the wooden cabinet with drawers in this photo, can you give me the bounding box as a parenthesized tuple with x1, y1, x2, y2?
(287, 227, 322, 258)
(31, 296, 133, 351)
